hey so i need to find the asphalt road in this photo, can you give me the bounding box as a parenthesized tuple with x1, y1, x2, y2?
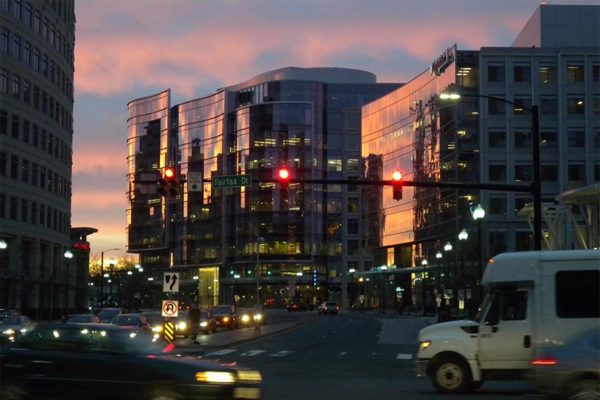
(197, 311, 540, 400)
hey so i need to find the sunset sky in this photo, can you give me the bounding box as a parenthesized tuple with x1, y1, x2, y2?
(70, 0, 597, 260)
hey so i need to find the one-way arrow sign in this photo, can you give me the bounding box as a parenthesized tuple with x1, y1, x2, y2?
(163, 272, 180, 293)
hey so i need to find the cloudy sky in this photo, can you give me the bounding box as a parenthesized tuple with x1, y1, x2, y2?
(71, 0, 595, 259)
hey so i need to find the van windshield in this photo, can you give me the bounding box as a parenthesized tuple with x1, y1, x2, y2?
(473, 292, 493, 323)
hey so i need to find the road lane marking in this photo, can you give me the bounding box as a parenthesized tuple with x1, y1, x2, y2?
(271, 350, 294, 357)
(205, 349, 237, 356)
(240, 350, 266, 357)
(396, 353, 413, 360)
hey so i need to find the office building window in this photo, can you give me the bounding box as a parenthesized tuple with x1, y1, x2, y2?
(515, 231, 532, 251)
(0, 68, 7, 93)
(488, 65, 505, 82)
(540, 97, 557, 115)
(594, 128, 600, 149)
(31, 162, 37, 186)
(568, 130, 585, 148)
(0, 110, 6, 135)
(347, 197, 359, 213)
(10, 196, 17, 220)
(488, 231, 507, 257)
(540, 131, 557, 149)
(515, 130, 531, 148)
(489, 165, 506, 181)
(539, 65, 556, 84)
(347, 240, 359, 256)
(1, 28, 8, 54)
(21, 158, 29, 183)
(541, 164, 558, 182)
(13, 34, 21, 61)
(31, 202, 37, 225)
(568, 164, 586, 182)
(595, 162, 600, 182)
(11, 74, 20, 99)
(489, 196, 507, 217)
(567, 65, 584, 83)
(11, 115, 19, 139)
(513, 97, 531, 115)
(515, 164, 532, 182)
(593, 96, 600, 115)
(21, 199, 28, 223)
(347, 219, 359, 235)
(0, 151, 6, 176)
(488, 130, 506, 148)
(0, 194, 5, 218)
(488, 97, 506, 115)
(514, 65, 531, 82)
(23, 79, 30, 104)
(594, 65, 600, 82)
(567, 97, 585, 114)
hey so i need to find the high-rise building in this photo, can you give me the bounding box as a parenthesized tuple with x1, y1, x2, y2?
(361, 4, 600, 314)
(0, 0, 81, 319)
(127, 67, 400, 308)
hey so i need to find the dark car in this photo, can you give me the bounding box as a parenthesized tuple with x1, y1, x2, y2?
(172, 310, 193, 338)
(212, 305, 239, 330)
(0, 324, 262, 400)
(0, 309, 19, 321)
(239, 307, 267, 327)
(318, 301, 339, 315)
(198, 310, 217, 334)
(0, 316, 37, 342)
(96, 308, 122, 323)
(531, 329, 600, 400)
(64, 314, 100, 324)
(110, 313, 150, 332)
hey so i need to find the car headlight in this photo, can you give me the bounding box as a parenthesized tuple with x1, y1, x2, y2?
(177, 322, 187, 330)
(241, 314, 250, 323)
(3, 329, 15, 335)
(195, 371, 236, 384)
(152, 325, 163, 333)
(253, 314, 262, 321)
(223, 316, 229, 322)
(200, 321, 208, 327)
(419, 340, 432, 352)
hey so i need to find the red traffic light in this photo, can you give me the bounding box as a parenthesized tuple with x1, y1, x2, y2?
(278, 168, 290, 181)
(164, 167, 176, 180)
(392, 170, 402, 181)
(392, 169, 403, 201)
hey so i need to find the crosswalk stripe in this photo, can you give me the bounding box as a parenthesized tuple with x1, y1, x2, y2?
(240, 350, 266, 357)
(396, 353, 413, 360)
(206, 349, 237, 356)
(271, 350, 293, 357)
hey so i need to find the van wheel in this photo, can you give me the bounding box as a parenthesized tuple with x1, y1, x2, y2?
(431, 356, 471, 394)
(567, 378, 600, 400)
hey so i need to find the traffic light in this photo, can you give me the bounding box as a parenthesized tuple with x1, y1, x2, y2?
(392, 169, 403, 201)
(158, 167, 179, 196)
(277, 167, 290, 189)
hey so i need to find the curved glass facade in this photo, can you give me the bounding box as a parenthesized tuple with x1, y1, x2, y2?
(0, 0, 76, 318)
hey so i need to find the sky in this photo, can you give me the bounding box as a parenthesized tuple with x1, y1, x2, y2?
(70, 0, 597, 260)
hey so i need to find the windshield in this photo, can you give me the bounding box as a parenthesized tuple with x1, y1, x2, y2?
(473, 292, 494, 323)
(212, 307, 231, 315)
(67, 315, 91, 323)
(112, 315, 141, 325)
(97, 310, 119, 320)
(144, 313, 164, 324)
(1, 316, 23, 325)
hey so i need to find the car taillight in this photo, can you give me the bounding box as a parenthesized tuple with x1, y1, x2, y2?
(532, 358, 558, 366)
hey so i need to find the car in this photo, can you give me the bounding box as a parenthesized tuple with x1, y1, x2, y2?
(318, 301, 339, 315)
(212, 305, 239, 330)
(238, 308, 267, 327)
(96, 307, 122, 323)
(0, 323, 263, 400)
(63, 313, 101, 324)
(287, 302, 308, 312)
(0, 309, 19, 321)
(531, 328, 600, 400)
(0, 315, 37, 342)
(141, 311, 165, 336)
(110, 313, 150, 332)
(198, 310, 217, 334)
(171, 310, 193, 338)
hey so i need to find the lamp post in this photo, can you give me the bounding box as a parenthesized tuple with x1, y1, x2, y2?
(439, 92, 541, 251)
(472, 204, 486, 303)
(108, 258, 116, 307)
(64, 250, 73, 315)
(99, 248, 120, 308)
(421, 259, 428, 315)
(255, 236, 264, 309)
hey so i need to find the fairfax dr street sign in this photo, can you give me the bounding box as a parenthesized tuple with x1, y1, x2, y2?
(213, 175, 251, 188)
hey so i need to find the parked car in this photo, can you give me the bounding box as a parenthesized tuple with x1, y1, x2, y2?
(198, 310, 217, 334)
(212, 305, 239, 330)
(64, 314, 100, 324)
(0, 315, 37, 342)
(110, 313, 150, 332)
(96, 308, 122, 323)
(318, 301, 339, 315)
(531, 328, 600, 400)
(0, 323, 263, 399)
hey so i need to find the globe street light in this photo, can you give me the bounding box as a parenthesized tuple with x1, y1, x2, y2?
(421, 259, 428, 315)
(472, 204, 486, 303)
(64, 249, 74, 315)
(458, 228, 469, 317)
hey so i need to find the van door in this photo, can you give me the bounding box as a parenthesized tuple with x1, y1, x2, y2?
(478, 288, 533, 370)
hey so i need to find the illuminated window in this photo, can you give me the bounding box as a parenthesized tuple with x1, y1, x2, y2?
(538, 65, 556, 84)
(566, 65, 584, 83)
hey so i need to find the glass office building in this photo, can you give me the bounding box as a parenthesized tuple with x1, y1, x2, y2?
(127, 67, 399, 308)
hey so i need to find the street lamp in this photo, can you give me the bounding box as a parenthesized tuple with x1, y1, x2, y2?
(108, 258, 116, 306)
(100, 248, 120, 308)
(440, 92, 541, 251)
(458, 228, 469, 317)
(64, 250, 73, 315)
(421, 259, 428, 315)
(0, 239, 7, 249)
(255, 236, 265, 309)
(472, 204, 486, 302)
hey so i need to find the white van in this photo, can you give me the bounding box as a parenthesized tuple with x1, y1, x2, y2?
(415, 250, 600, 394)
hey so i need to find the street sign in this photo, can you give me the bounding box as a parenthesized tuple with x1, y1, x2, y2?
(212, 174, 252, 188)
(162, 300, 179, 317)
(163, 272, 179, 293)
(164, 321, 175, 343)
(188, 172, 202, 192)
